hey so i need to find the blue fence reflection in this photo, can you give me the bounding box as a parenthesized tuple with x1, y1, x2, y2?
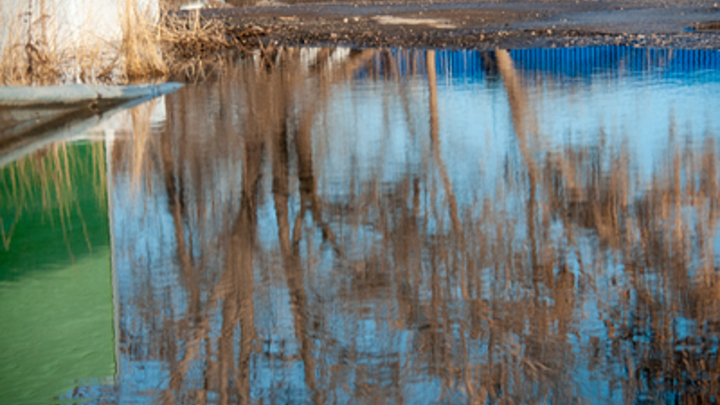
(358, 46, 720, 82)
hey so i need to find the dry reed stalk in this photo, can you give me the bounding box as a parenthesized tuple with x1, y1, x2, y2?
(0, 0, 162, 85)
(0, 1, 62, 85)
(0, 0, 266, 85)
(120, 0, 168, 82)
(127, 99, 159, 196)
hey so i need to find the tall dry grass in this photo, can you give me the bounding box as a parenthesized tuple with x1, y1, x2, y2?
(0, 0, 61, 85)
(120, 0, 168, 82)
(0, 0, 163, 85)
(0, 0, 264, 85)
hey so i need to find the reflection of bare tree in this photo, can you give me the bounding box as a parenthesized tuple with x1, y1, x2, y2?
(101, 48, 720, 405)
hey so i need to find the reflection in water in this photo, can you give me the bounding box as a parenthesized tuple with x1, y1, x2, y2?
(75, 47, 720, 403)
(0, 140, 114, 405)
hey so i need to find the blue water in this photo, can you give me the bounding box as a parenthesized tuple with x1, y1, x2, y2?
(5, 46, 720, 404)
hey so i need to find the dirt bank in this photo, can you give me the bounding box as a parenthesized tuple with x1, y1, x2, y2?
(184, 0, 720, 50)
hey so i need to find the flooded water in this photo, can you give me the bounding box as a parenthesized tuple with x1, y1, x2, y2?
(3, 46, 720, 404)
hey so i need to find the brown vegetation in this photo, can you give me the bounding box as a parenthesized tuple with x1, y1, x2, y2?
(0, 0, 264, 86)
(159, 11, 265, 81)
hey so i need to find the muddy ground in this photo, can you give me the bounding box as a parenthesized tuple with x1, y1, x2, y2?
(186, 0, 720, 50)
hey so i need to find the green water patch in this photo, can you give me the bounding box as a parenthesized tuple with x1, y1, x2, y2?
(0, 250, 115, 405)
(0, 141, 109, 281)
(0, 141, 114, 405)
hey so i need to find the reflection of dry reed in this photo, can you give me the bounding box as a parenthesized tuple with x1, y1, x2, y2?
(107, 98, 163, 202)
(0, 141, 107, 256)
(128, 99, 159, 193)
(100, 48, 720, 404)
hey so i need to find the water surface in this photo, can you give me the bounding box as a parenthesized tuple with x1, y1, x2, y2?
(4, 46, 720, 404)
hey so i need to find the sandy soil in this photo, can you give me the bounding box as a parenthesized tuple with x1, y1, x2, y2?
(190, 0, 720, 49)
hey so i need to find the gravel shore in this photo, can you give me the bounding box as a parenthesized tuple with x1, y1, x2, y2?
(190, 0, 720, 50)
